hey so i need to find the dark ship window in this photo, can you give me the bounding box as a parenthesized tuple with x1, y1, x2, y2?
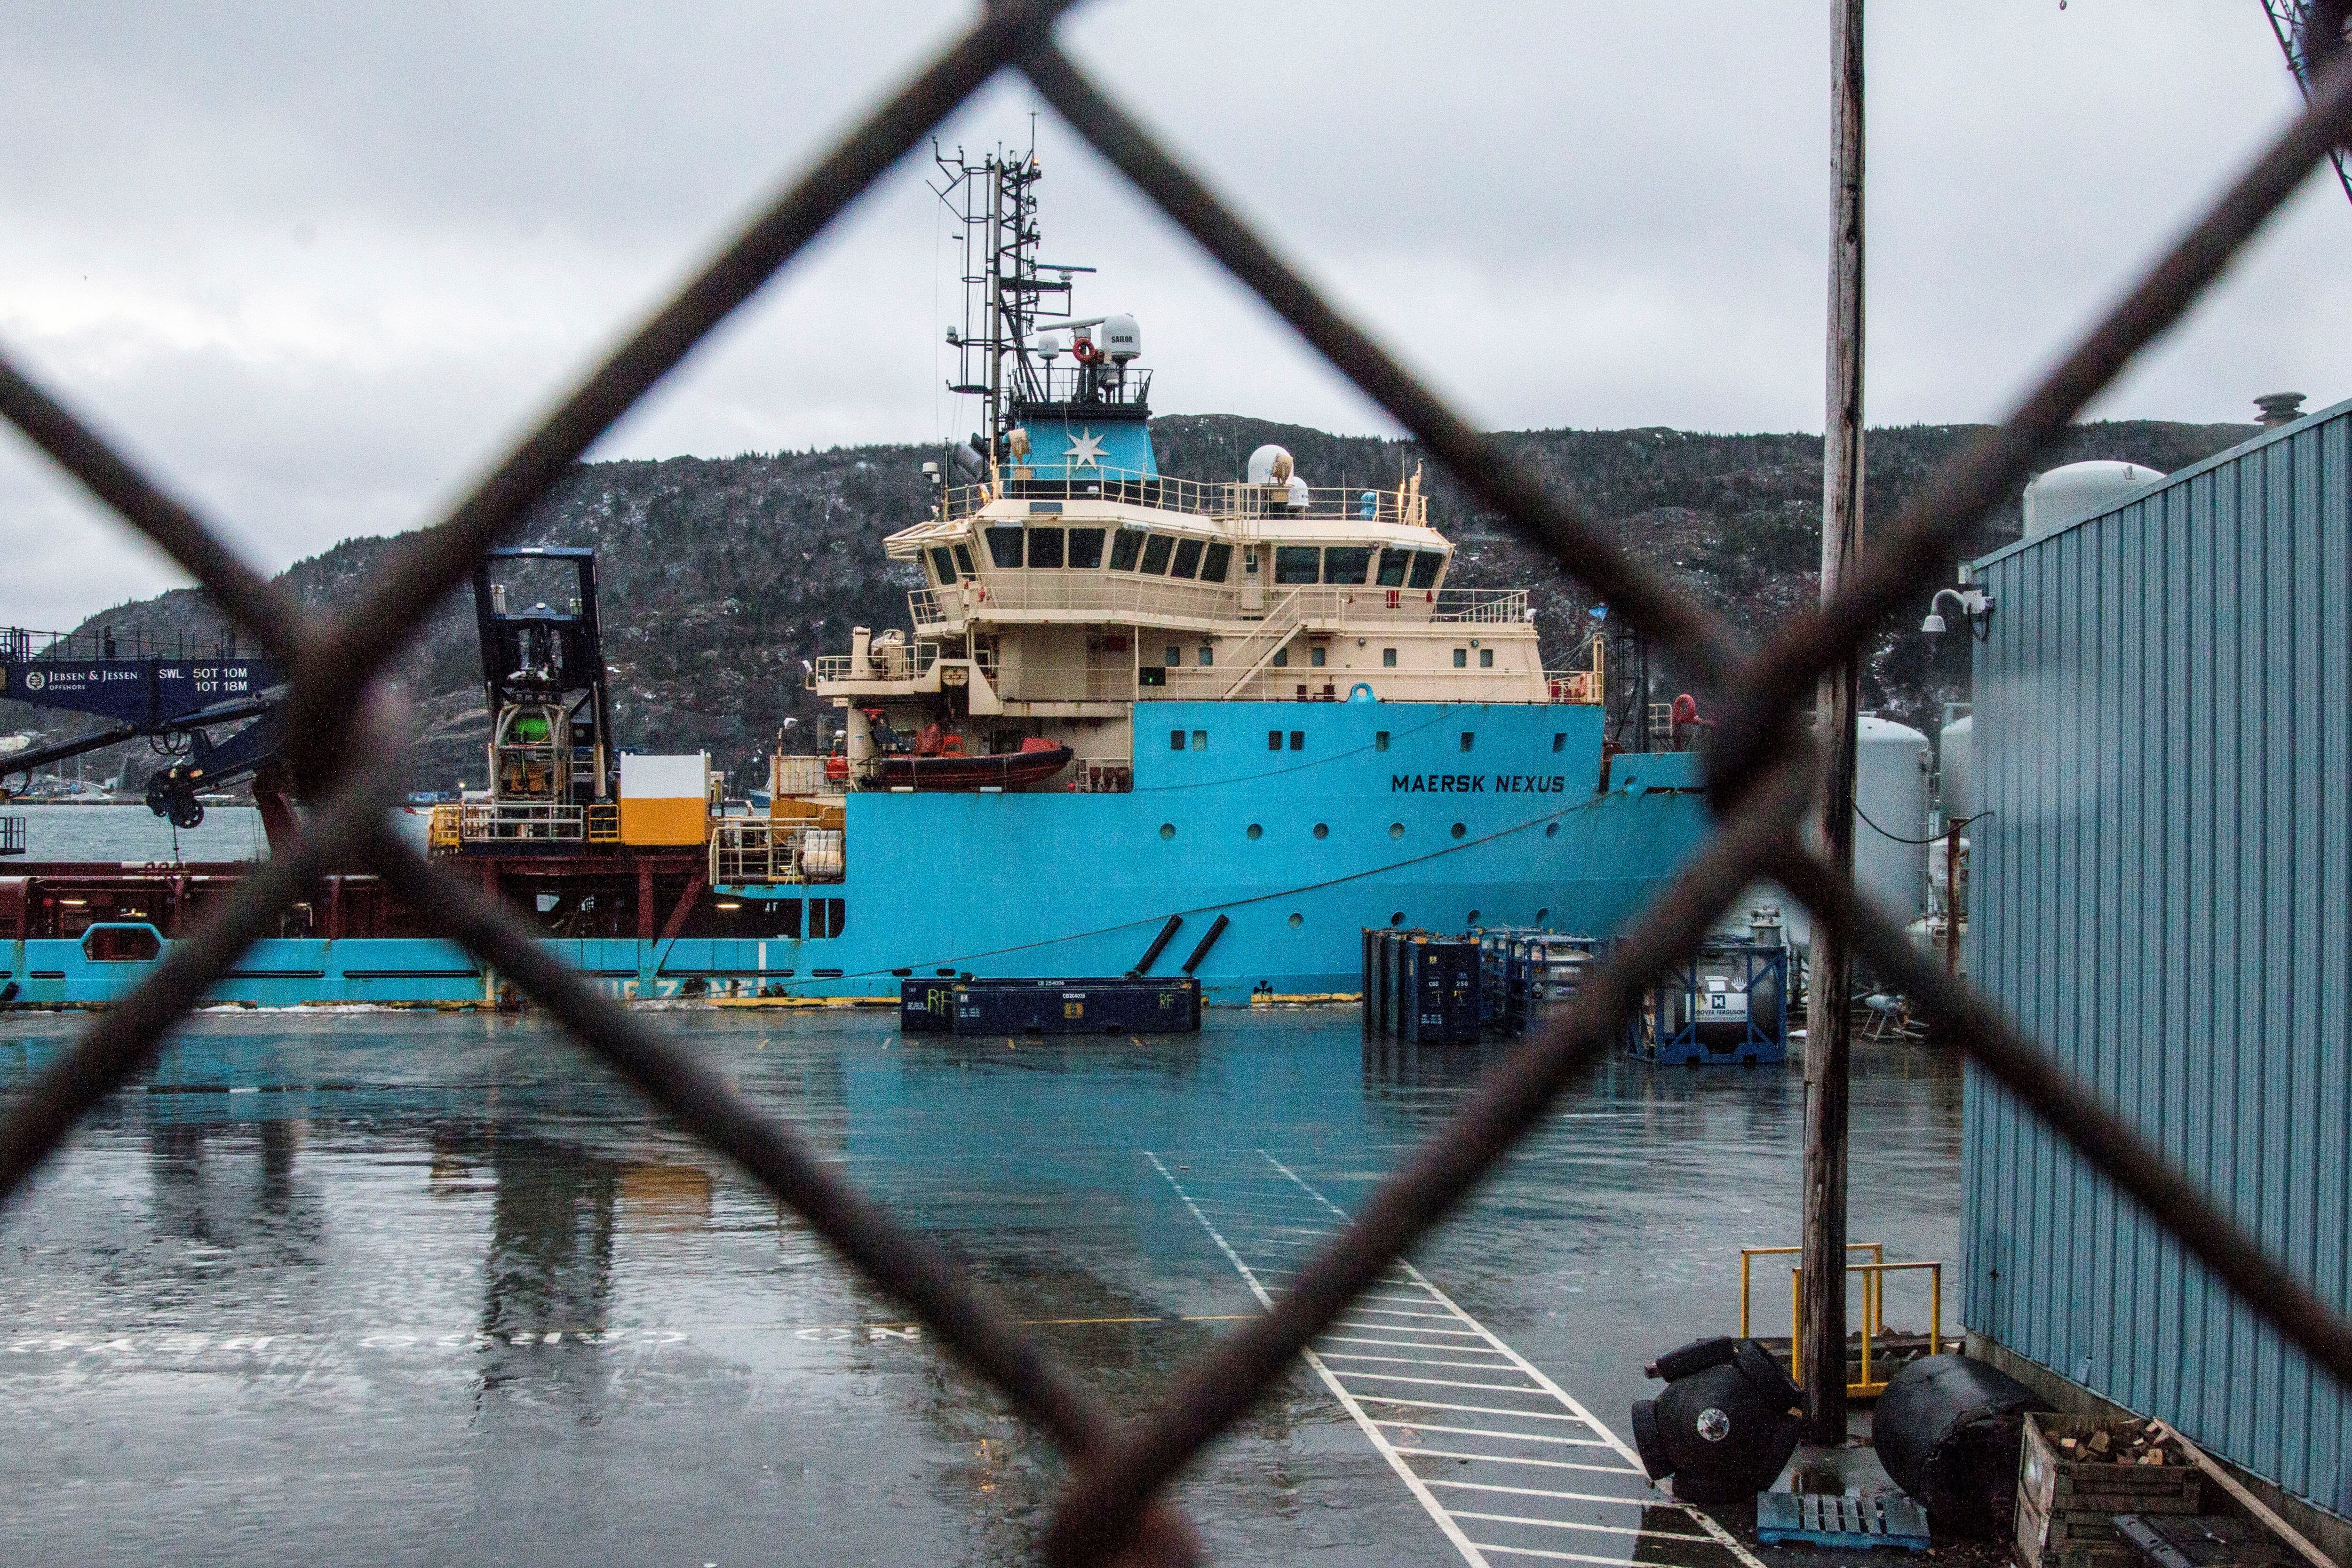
(1027, 528, 1065, 569)
(1139, 535, 1175, 574)
(1408, 551, 1444, 589)
(1453, 648, 1468, 668)
(1266, 731, 1282, 751)
(1461, 732, 1475, 752)
(1274, 546, 1320, 584)
(1479, 649, 1494, 668)
(1383, 648, 1397, 667)
(929, 547, 959, 582)
(985, 526, 1024, 568)
(1289, 731, 1305, 751)
(1553, 732, 1566, 751)
(1170, 729, 1186, 751)
(953, 544, 975, 576)
(1110, 527, 1146, 570)
(1375, 731, 1390, 750)
(1170, 538, 1204, 578)
(1067, 528, 1106, 569)
(1324, 546, 1373, 584)
(809, 898, 847, 939)
(1200, 543, 1232, 582)
(1376, 549, 1411, 587)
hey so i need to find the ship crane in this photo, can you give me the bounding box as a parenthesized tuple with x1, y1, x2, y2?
(2260, 0, 2352, 209)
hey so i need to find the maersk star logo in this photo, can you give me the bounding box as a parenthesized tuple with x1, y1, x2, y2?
(1065, 428, 1107, 468)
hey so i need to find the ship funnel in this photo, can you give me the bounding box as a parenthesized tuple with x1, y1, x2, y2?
(1102, 313, 1141, 362)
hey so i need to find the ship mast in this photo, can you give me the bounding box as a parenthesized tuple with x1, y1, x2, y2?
(933, 139, 1093, 465)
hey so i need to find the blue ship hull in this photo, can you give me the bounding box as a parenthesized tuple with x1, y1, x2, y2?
(4, 701, 1710, 1007)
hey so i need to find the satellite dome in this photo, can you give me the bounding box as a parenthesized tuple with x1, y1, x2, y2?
(1247, 444, 1296, 486)
(1101, 313, 1141, 362)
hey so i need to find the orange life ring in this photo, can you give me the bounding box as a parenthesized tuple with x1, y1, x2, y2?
(1072, 337, 1102, 365)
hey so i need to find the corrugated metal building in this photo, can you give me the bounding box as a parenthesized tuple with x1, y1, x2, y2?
(1966, 400, 2352, 1533)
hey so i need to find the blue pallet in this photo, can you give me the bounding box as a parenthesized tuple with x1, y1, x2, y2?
(1755, 1492, 1931, 1552)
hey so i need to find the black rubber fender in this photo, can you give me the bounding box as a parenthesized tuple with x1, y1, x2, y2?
(1630, 1397, 1672, 1480)
(1645, 1335, 1740, 1383)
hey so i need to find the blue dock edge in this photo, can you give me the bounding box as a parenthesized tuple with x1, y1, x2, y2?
(1755, 1491, 1931, 1552)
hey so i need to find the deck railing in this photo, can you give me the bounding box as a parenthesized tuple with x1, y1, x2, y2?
(941, 468, 1412, 526)
(457, 800, 586, 844)
(10, 9, 2351, 1564)
(905, 578, 1525, 634)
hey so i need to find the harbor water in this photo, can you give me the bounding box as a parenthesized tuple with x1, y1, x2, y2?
(0, 1006, 1961, 1566)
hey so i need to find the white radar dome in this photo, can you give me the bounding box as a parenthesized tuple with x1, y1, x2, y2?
(1248, 444, 1296, 486)
(1102, 313, 1141, 362)
(2022, 461, 2162, 540)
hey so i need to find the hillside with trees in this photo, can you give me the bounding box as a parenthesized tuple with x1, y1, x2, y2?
(1, 415, 2254, 797)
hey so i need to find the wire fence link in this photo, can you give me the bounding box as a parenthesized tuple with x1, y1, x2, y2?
(3, 7, 2351, 1563)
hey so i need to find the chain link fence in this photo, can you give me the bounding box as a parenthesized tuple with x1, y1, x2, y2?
(3, 4, 2351, 1562)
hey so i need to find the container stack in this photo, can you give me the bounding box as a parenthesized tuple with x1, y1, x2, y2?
(1361, 928, 1480, 1045)
(899, 976, 1201, 1036)
(1624, 937, 1789, 1066)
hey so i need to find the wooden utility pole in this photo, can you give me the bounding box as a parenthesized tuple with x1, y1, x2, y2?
(1802, 0, 1865, 1446)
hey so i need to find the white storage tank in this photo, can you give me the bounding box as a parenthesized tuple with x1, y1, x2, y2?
(2021, 461, 2161, 540)
(1855, 715, 1930, 922)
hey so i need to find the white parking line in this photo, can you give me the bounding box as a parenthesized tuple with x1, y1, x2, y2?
(1149, 1149, 1765, 1568)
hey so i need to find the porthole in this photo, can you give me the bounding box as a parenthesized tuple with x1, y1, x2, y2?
(1159, 823, 1176, 840)
(1535, 907, 1549, 924)
(1247, 823, 1263, 840)
(1467, 910, 1482, 926)
(1389, 911, 1406, 926)
(1451, 822, 1466, 839)
(1287, 912, 1303, 928)
(1312, 823, 1329, 839)
(1389, 822, 1405, 839)
(1545, 822, 1560, 838)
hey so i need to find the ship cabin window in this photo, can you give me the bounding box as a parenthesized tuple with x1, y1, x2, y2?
(1271, 648, 1288, 668)
(1200, 543, 1232, 582)
(1553, 732, 1566, 751)
(1170, 538, 1205, 578)
(1409, 551, 1445, 590)
(1461, 731, 1475, 752)
(1197, 645, 1213, 666)
(1164, 644, 1181, 667)
(929, 546, 959, 583)
(1382, 648, 1397, 667)
(1453, 648, 1468, 668)
(1324, 546, 1373, 585)
(1375, 730, 1391, 750)
(809, 897, 847, 939)
(1376, 549, 1411, 587)
(1267, 730, 1282, 751)
(1110, 527, 1147, 571)
(1067, 527, 1106, 569)
(1170, 729, 1186, 751)
(1309, 646, 1327, 668)
(1479, 648, 1494, 668)
(985, 525, 1025, 569)
(954, 544, 975, 576)
(1027, 528, 1065, 569)
(1139, 534, 1175, 574)
(1289, 730, 1305, 751)
(1273, 546, 1320, 585)
(1192, 729, 1208, 750)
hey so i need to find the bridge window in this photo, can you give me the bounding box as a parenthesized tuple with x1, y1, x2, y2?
(1274, 546, 1320, 585)
(1170, 538, 1205, 578)
(1110, 527, 1146, 570)
(1140, 534, 1175, 574)
(1376, 549, 1410, 587)
(929, 546, 959, 583)
(953, 544, 975, 576)
(1408, 551, 1444, 589)
(1067, 527, 1106, 569)
(1324, 546, 1373, 584)
(1027, 528, 1065, 569)
(1200, 542, 1232, 582)
(985, 526, 1024, 569)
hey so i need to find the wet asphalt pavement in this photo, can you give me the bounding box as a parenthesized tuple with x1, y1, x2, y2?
(0, 1007, 1962, 1566)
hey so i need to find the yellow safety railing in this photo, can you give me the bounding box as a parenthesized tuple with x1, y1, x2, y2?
(1739, 1243, 1942, 1399)
(427, 804, 461, 853)
(587, 802, 619, 843)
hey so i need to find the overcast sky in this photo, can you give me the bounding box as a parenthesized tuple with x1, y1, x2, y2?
(1, 2, 2345, 629)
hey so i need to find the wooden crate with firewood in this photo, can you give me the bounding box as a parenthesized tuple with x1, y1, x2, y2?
(2018, 1414, 2207, 1568)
